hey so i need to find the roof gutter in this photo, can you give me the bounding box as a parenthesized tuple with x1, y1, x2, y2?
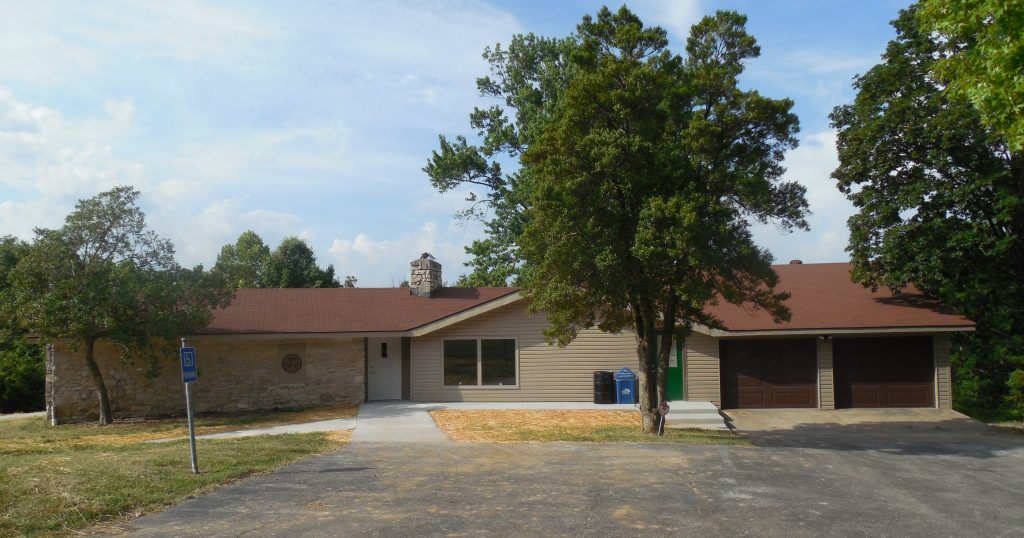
(691, 323, 976, 338)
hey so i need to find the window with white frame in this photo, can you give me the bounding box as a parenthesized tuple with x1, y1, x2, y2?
(443, 338, 517, 387)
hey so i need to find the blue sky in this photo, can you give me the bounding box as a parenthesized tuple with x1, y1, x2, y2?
(0, 0, 909, 285)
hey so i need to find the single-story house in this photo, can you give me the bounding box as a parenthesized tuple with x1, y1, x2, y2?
(45, 254, 974, 423)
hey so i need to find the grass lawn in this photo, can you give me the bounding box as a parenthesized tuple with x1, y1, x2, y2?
(429, 409, 753, 445)
(0, 413, 351, 537)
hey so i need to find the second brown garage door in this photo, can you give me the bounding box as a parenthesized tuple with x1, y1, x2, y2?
(834, 336, 934, 408)
(720, 339, 817, 409)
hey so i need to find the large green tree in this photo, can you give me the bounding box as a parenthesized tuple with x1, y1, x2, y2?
(10, 187, 233, 424)
(918, 0, 1024, 152)
(519, 7, 807, 432)
(212, 230, 271, 288)
(830, 8, 1023, 417)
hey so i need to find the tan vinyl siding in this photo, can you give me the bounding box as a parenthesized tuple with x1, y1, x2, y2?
(410, 301, 636, 402)
(684, 332, 720, 405)
(934, 334, 952, 409)
(817, 338, 835, 410)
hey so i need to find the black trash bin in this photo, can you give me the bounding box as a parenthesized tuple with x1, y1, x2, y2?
(593, 371, 615, 404)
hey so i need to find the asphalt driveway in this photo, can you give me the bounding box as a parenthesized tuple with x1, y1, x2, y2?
(110, 415, 1024, 537)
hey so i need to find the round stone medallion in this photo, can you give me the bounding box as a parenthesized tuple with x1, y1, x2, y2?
(281, 353, 303, 373)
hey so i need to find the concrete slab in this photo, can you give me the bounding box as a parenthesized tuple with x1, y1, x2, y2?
(0, 411, 45, 422)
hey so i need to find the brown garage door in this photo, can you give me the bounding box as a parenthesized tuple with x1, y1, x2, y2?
(834, 336, 934, 408)
(720, 339, 817, 409)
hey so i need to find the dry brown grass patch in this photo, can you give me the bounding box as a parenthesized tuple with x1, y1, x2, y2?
(431, 409, 639, 442)
(323, 430, 353, 444)
(429, 409, 751, 445)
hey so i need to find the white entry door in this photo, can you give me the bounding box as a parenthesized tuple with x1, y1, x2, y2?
(367, 337, 402, 400)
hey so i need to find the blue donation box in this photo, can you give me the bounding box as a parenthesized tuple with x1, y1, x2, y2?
(614, 367, 637, 404)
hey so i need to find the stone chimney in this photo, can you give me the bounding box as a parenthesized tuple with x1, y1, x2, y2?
(410, 253, 442, 297)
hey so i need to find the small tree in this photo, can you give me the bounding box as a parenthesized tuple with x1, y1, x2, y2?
(213, 230, 271, 288)
(263, 236, 341, 288)
(11, 187, 233, 424)
(519, 8, 807, 432)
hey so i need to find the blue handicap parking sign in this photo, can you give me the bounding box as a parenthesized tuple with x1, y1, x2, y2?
(180, 347, 198, 383)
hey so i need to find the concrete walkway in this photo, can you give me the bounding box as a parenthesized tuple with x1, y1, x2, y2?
(198, 417, 357, 439)
(0, 411, 45, 422)
(349, 401, 451, 443)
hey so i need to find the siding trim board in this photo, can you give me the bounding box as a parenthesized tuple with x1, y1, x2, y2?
(817, 338, 835, 410)
(401, 337, 411, 400)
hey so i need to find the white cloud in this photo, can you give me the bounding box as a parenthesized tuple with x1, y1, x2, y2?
(0, 87, 145, 237)
(104, 99, 135, 126)
(0, 2, 522, 275)
(153, 197, 304, 268)
(751, 130, 855, 263)
(329, 220, 485, 286)
(631, 0, 703, 40)
(0, 1, 270, 83)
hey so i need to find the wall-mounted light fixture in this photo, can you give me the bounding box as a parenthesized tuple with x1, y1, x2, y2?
(381, 342, 388, 358)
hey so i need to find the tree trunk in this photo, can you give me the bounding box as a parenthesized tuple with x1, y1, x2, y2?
(635, 304, 660, 433)
(83, 338, 112, 425)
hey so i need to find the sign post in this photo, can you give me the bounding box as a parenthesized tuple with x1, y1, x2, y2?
(180, 338, 199, 474)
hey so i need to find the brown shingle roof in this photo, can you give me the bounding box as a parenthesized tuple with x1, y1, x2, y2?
(199, 287, 519, 335)
(200, 263, 972, 335)
(706, 262, 974, 332)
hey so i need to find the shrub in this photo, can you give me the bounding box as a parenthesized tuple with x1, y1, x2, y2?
(0, 338, 45, 413)
(1007, 369, 1024, 420)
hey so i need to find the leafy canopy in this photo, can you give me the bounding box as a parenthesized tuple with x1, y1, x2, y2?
(0, 236, 43, 414)
(424, 33, 573, 286)
(830, 7, 1023, 418)
(13, 186, 232, 350)
(214, 232, 350, 288)
(918, 0, 1024, 151)
(213, 230, 271, 288)
(263, 236, 341, 288)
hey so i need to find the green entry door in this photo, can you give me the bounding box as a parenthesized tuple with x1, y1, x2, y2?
(667, 339, 684, 401)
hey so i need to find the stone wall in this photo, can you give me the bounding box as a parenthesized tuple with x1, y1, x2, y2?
(48, 336, 365, 424)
